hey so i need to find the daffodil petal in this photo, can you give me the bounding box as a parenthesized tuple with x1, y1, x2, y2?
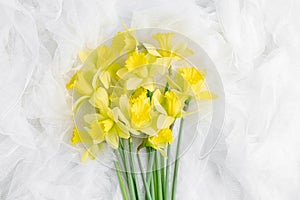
(166, 75, 182, 91)
(136, 66, 148, 78)
(157, 114, 174, 129)
(84, 113, 103, 124)
(92, 70, 101, 89)
(126, 77, 143, 90)
(74, 71, 94, 96)
(152, 32, 175, 50)
(119, 95, 129, 113)
(96, 45, 114, 68)
(116, 106, 130, 125)
(116, 67, 128, 79)
(89, 87, 109, 110)
(100, 71, 111, 89)
(152, 90, 167, 115)
(78, 50, 92, 63)
(143, 43, 161, 57)
(105, 131, 119, 149)
(112, 33, 126, 54)
(196, 91, 218, 100)
(72, 128, 92, 145)
(116, 125, 130, 139)
(90, 121, 105, 143)
(143, 78, 155, 92)
(141, 127, 157, 136)
(81, 144, 103, 162)
(153, 58, 172, 69)
(173, 42, 194, 58)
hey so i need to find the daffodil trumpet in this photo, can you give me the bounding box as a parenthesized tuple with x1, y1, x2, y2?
(66, 26, 216, 200)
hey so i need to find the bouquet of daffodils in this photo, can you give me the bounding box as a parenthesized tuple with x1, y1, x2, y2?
(66, 26, 216, 200)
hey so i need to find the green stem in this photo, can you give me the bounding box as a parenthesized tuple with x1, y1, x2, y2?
(116, 149, 128, 182)
(171, 118, 185, 200)
(146, 149, 155, 186)
(137, 152, 153, 200)
(156, 151, 163, 200)
(153, 159, 158, 200)
(128, 139, 142, 200)
(119, 140, 129, 184)
(114, 161, 129, 200)
(150, 175, 155, 199)
(164, 144, 171, 200)
(147, 148, 155, 199)
(122, 139, 136, 200)
(160, 152, 165, 197)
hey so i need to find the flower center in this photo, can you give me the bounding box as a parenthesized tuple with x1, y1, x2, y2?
(99, 118, 114, 133)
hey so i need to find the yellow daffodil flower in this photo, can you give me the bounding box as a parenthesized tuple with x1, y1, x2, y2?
(129, 87, 151, 129)
(77, 45, 115, 70)
(152, 32, 194, 60)
(66, 70, 93, 96)
(89, 87, 109, 110)
(129, 87, 148, 103)
(164, 91, 182, 117)
(71, 127, 92, 145)
(147, 128, 173, 156)
(112, 27, 137, 55)
(179, 67, 205, 86)
(130, 95, 151, 128)
(71, 127, 103, 162)
(87, 87, 130, 149)
(152, 89, 183, 118)
(78, 49, 92, 63)
(168, 67, 217, 100)
(117, 87, 174, 136)
(117, 52, 168, 91)
(96, 45, 115, 69)
(87, 109, 130, 149)
(152, 32, 174, 54)
(125, 51, 149, 71)
(117, 52, 154, 91)
(81, 143, 104, 162)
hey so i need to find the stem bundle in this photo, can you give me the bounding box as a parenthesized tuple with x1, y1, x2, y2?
(114, 114, 186, 200)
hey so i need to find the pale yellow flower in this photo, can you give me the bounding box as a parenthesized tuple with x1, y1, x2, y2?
(152, 33, 175, 53)
(163, 91, 182, 118)
(117, 52, 168, 91)
(128, 87, 152, 129)
(96, 45, 115, 69)
(147, 128, 173, 156)
(129, 87, 148, 103)
(70, 127, 103, 162)
(87, 111, 130, 149)
(152, 32, 194, 59)
(168, 67, 217, 100)
(71, 127, 92, 145)
(117, 52, 152, 91)
(78, 49, 92, 63)
(125, 52, 149, 71)
(130, 95, 151, 128)
(66, 71, 93, 96)
(179, 67, 205, 86)
(112, 27, 137, 55)
(81, 143, 104, 162)
(152, 89, 183, 118)
(117, 88, 175, 136)
(87, 89, 130, 149)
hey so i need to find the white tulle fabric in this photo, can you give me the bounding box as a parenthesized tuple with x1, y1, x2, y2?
(1, 0, 300, 199)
